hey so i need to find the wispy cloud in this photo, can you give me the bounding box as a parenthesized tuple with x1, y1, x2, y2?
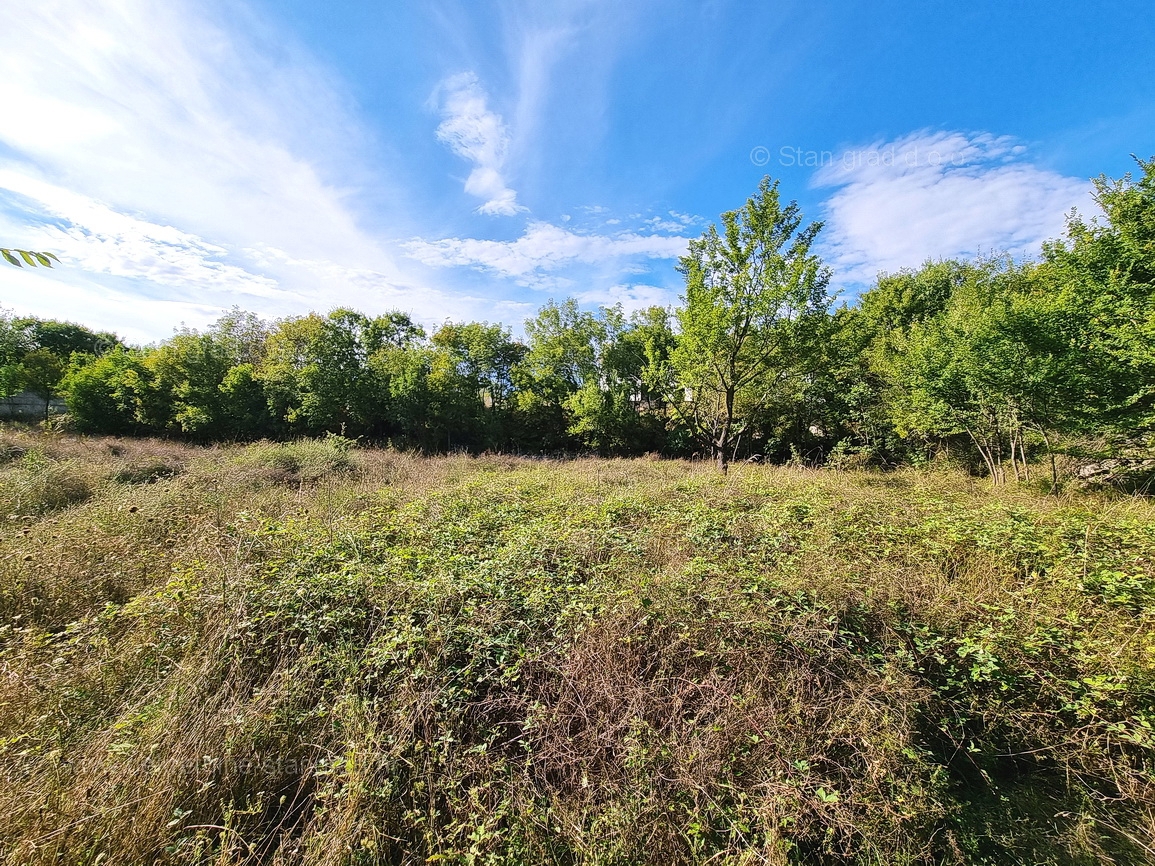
(0, 0, 507, 338)
(812, 130, 1093, 286)
(404, 221, 688, 286)
(575, 283, 677, 314)
(435, 73, 524, 216)
(1, 171, 281, 300)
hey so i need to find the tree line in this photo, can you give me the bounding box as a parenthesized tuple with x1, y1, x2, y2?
(2, 158, 1152, 477)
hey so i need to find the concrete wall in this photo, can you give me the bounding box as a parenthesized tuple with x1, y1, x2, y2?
(0, 392, 67, 420)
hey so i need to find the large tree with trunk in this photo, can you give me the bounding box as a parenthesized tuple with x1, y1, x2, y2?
(665, 176, 830, 471)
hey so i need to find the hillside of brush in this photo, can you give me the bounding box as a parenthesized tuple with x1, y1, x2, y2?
(1, 429, 1153, 865)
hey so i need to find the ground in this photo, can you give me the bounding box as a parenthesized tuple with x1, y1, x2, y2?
(1, 430, 1153, 864)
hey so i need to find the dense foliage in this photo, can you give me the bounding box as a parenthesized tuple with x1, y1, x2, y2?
(4, 157, 1153, 479)
(0, 315, 120, 418)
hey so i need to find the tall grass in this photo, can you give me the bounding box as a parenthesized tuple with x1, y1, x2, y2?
(0, 448, 93, 515)
(0, 431, 1152, 864)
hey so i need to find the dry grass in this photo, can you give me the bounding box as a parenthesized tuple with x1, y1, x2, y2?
(0, 429, 1152, 864)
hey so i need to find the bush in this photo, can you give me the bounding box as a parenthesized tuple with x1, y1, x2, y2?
(239, 434, 359, 483)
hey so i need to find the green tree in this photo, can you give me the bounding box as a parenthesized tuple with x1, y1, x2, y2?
(514, 301, 669, 454)
(12, 317, 119, 358)
(259, 309, 425, 436)
(514, 300, 604, 452)
(839, 260, 1002, 467)
(61, 348, 158, 434)
(0, 312, 121, 418)
(0, 309, 33, 403)
(145, 312, 272, 438)
(566, 306, 673, 455)
(1042, 155, 1155, 434)
(18, 348, 65, 420)
(882, 259, 1092, 482)
(147, 333, 229, 436)
(663, 176, 830, 471)
(429, 322, 525, 450)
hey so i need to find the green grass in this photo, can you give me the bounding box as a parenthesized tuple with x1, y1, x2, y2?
(0, 431, 1152, 864)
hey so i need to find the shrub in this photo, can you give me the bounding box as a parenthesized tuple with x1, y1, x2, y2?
(239, 434, 359, 484)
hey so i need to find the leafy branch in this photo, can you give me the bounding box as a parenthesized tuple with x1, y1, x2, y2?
(1, 248, 59, 268)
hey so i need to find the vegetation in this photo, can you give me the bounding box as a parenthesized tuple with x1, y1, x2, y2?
(5, 158, 1152, 487)
(1, 157, 1153, 862)
(662, 176, 829, 472)
(0, 313, 120, 417)
(0, 430, 1152, 864)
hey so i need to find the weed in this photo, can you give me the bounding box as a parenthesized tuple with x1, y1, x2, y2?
(0, 432, 1151, 864)
(238, 434, 360, 485)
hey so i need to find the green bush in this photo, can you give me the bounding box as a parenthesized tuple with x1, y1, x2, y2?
(238, 434, 359, 483)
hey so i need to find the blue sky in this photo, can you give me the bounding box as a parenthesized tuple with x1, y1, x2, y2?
(1, 0, 1152, 343)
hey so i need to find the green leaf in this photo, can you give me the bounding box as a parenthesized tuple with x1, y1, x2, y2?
(1, 248, 59, 268)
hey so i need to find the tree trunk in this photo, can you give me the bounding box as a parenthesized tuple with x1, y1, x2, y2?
(965, 426, 999, 483)
(716, 387, 735, 474)
(1040, 429, 1058, 489)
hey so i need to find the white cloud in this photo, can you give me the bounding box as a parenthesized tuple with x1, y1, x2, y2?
(404, 221, 688, 286)
(435, 73, 525, 216)
(0, 263, 232, 346)
(0, 0, 395, 267)
(1, 171, 281, 300)
(576, 283, 677, 314)
(812, 130, 1094, 286)
(0, 0, 513, 338)
(645, 216, 687, 233)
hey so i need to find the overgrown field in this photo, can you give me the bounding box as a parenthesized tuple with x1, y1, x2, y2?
(1, 430, 1153, 865)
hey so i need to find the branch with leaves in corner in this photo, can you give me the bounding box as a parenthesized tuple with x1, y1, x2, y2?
(1, 248, 59, 268)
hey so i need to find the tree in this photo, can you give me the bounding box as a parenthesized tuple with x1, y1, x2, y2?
(12, 318, 119, 358)
(61, 348, 158, 434)
(1042, 155, 1155, 434)
(0, 309, 33, 403)
(882, 259, 1093, 483)
(259, 309, 425, 437)
(663, 176, 830, 471)
(148, 332, 234, 437)
(429, 322, 525, 450)
(514, 300, 605, 451)
(144, 312, 273, 438)
(0, 312, 121, 418)
(431, 322, 524, 412)
(18, 349, 65, 420)
(513, 301, 670, 454)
